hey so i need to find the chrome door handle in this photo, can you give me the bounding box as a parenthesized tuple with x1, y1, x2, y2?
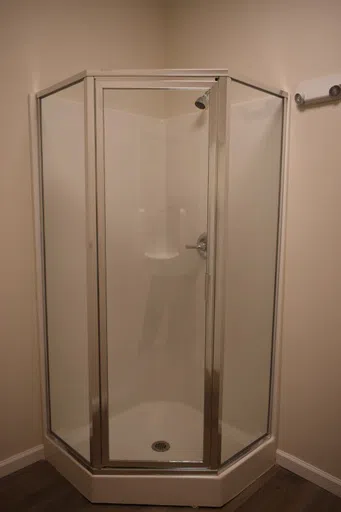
(185, 232, 207, 259)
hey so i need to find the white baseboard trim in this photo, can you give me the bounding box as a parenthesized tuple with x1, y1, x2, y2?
(276, 449, 341, 498)
(0, 445, 45, 478)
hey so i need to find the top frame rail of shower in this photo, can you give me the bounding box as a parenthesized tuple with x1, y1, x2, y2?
(36, 69, 288, 99)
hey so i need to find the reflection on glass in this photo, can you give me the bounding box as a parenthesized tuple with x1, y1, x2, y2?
(41, 82, 90, 460)
(103, 89, 209, 462)
(221, 81, 283, 463)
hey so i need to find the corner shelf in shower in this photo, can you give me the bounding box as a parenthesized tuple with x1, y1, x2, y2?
(144, 251, 180, 260)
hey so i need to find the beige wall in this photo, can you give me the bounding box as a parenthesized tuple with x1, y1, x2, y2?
(0, 0, 165, 463)
(165, 0, 341, 479)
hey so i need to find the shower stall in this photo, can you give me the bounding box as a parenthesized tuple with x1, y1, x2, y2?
(31, 70, 287, 506)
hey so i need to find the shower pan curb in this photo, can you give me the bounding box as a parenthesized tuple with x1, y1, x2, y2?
(44, 434, 276, 507)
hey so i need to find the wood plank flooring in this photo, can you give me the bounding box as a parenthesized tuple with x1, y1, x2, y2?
(0, 461, 340, 511)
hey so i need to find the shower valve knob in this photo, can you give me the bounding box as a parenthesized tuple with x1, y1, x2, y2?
(185, 233, 207, 259)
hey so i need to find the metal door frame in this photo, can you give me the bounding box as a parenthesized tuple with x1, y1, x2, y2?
(94, 75, 227, 469)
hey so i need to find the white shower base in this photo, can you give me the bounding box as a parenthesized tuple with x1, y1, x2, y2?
(57, 400, 260, 464)
(109, 401, 202, 461)
(108, 401, 257, 462)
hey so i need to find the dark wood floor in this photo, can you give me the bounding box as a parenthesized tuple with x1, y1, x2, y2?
(1, 461, 340, 511)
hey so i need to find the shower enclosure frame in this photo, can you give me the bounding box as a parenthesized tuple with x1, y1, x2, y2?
(30, 69, 289, 506)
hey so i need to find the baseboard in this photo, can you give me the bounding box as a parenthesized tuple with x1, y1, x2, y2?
(0, 445, 45, 478)
(276, 449, 341, 498)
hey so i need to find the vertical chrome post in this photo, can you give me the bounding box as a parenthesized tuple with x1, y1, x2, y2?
(267, 94, 290, 439)
(94, 81, 110, 466)
(211, 76, 231, 469)
(29, 94, 50, 439)
(85, 77, 102, 467)
(203, 80, 218, 468)
(204, 77, 230, 469)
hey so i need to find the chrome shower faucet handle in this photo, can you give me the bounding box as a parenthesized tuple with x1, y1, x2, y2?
(185, 232, 207, 259)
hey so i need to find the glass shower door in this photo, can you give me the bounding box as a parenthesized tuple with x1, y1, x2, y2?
(95, 79, 224, 466)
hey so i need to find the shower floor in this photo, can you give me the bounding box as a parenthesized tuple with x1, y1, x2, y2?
(108, 401, 256, 462)
(57, 401, 259, 464)
(109, 401, 202, 461)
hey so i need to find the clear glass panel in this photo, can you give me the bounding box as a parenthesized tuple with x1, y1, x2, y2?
(221, 81, 283, 463)
(103, 88, 210, 462)
(41, 82, 90, 461)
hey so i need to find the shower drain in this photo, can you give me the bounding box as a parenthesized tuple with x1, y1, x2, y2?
(151, 440, 170, 452)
